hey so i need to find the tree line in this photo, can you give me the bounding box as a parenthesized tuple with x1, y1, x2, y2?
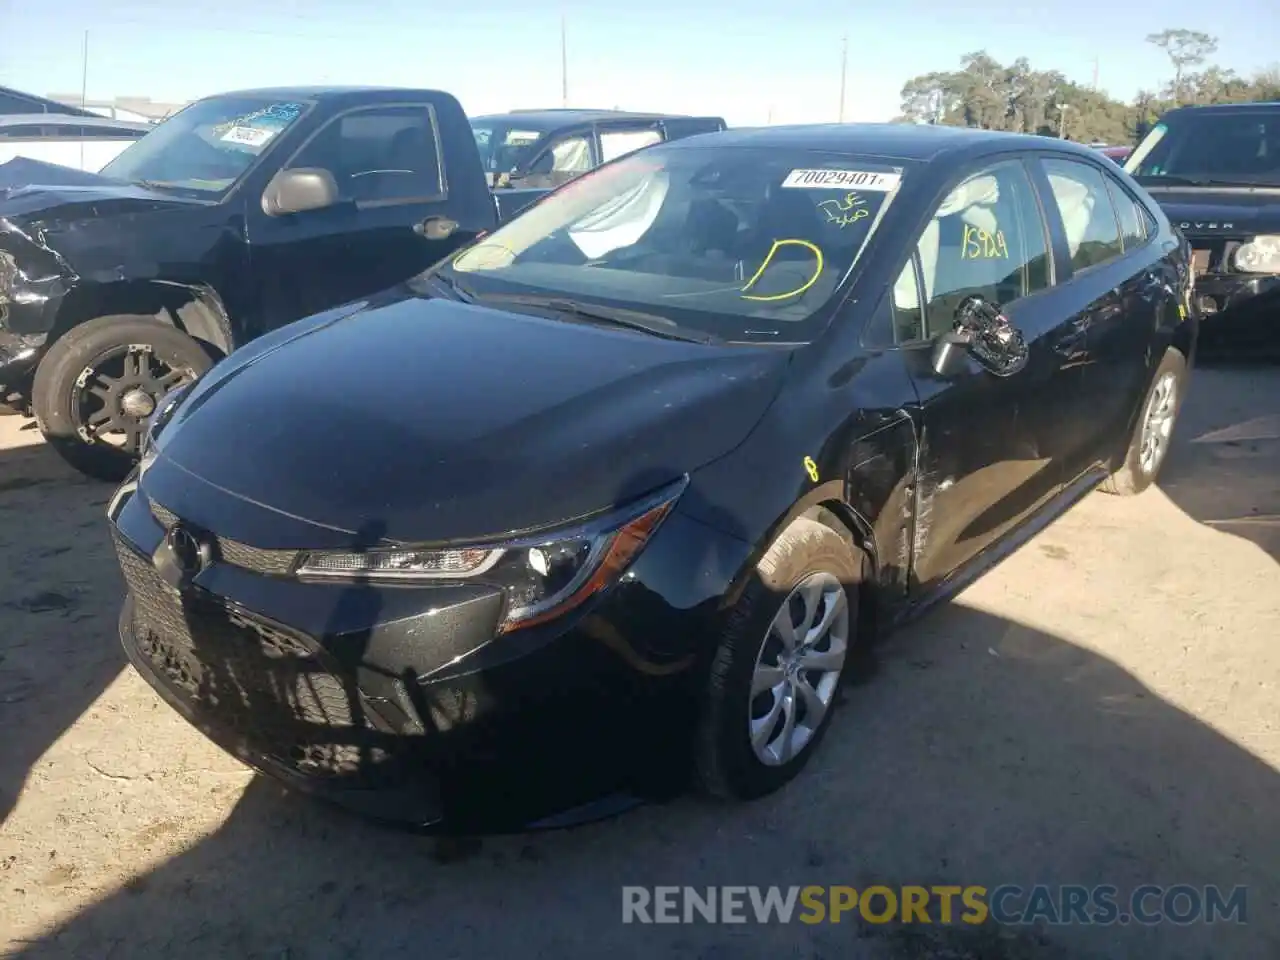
(896, 28, 1280, 145)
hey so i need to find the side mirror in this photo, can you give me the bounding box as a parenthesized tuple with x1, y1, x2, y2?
(262, 167, 340, 216)
(930, 295, 1029, 378)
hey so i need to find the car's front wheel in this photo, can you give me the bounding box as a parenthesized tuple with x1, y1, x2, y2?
(1101, 347, 1188, 496)
(32, 315, 213, 482)
(695, 515, 865, 801)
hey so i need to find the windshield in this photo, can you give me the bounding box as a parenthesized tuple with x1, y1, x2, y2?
(1125, 112, 1280, 186)
(471, 123, 546, 174)
(100, 95, 310, 197)
(445, 145, 903, 342)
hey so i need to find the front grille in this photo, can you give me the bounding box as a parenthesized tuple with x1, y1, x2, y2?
(149, 498, 300, 575)
(114, 530, 400, 782)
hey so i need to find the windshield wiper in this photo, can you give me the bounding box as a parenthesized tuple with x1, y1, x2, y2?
(479, 294, 722, 344)
(1139, 173, 1279, 188)
(430, 270, 476, 303)
(1180, 177, 1279, 189)
(1134, 174, 1201, 186)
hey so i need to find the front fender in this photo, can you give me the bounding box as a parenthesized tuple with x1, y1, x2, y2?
(676, 351, 920, 608)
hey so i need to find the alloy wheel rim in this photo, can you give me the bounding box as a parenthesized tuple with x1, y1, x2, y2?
(1138, 372, 1178, 475)
(748, 571, 849, 767)
(74, 344, 195, 453)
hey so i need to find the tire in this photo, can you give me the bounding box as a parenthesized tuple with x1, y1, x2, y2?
(32, 315, 214, 483)
(1099, 347, 1188, 497)
(695, 516, 865, 801)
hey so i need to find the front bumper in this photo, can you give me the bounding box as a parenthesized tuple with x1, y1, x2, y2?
(1190, 271, 1280, 353)
(109, 477, 748, 830)
(0, 327, 45, 393)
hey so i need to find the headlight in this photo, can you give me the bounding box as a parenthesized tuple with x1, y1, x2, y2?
(1233, 235, 1280, 274)
(296, 478, 686, 633)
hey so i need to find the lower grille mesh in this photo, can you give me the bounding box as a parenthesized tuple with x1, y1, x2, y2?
(114, 531, 398, 781)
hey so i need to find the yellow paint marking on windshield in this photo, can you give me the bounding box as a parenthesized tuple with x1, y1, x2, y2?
(740, 239, 824, 302)
(961, 223, 1009, 259)
(803, 456, 820, 482)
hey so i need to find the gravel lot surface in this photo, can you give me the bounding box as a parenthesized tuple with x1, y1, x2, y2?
(1, 362, 1277, 960)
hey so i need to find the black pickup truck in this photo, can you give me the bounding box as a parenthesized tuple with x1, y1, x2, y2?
(471, 108, 725, 190)
(0, 86, 556, 480)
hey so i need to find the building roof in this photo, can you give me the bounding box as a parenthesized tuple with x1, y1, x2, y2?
(0, 85, 99, 117)
(0, 114, 152, 133)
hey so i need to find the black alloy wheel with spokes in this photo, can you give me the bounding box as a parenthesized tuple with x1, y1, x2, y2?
(75, 343, 194, 452)
(32, 315, 215, 482)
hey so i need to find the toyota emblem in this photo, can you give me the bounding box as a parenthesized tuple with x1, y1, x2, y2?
(153, 523, 211, 590)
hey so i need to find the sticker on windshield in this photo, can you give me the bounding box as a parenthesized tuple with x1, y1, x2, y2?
(781, 168, 901, 191)
(220, 125, 277, 147)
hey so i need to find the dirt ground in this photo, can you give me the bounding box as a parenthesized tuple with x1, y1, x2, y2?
(1, 361, 1277, 960)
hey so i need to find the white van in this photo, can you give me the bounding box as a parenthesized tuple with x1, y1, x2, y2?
(0, 114, 151, 173)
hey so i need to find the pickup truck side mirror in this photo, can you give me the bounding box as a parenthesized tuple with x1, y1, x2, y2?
(931, 294, 1029, 378)
(262, 167, 340, 216)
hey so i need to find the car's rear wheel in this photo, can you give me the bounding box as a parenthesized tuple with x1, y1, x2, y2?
(1100, 347, 1187, 497)
(695, 516, 865, 801)
(32, 315, 213, 482)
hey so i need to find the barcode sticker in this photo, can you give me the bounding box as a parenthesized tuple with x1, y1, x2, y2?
(220, 125, 276, 147)
(781, 168, 901, 191)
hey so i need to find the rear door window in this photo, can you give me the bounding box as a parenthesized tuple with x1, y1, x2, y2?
(599, 128, 662, 163)
(1041, 158, 1125, 272)
(1103, 175, 1149, 252)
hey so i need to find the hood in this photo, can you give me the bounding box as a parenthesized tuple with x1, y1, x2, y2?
(152, 294, 790, 545)
(0, 157, 202, 222)
(1142, 185, 1280, 235)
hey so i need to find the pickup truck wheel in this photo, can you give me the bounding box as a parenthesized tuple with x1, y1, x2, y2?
(32, 315, 213, 482)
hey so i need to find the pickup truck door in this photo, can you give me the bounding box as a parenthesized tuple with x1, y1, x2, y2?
(245, 102, 473, 333)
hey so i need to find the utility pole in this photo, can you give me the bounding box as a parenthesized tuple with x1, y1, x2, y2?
(837, 35, 848, 122)
(80, 30, 89, 170)
(80, 30, 89, 108)
(560, 16, 568, 108)
(1091, 57, 1099, 90)
(1056, 102, 1070, 139)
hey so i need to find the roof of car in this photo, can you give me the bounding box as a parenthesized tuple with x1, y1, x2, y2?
(1163, 100, 1280, 114)
(665, 123, 1102, 163)
(470, 109, 713, 131)
(0, 113, 152, 132)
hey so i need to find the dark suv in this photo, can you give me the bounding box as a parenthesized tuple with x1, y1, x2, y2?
(1126, 101, 1280, 354)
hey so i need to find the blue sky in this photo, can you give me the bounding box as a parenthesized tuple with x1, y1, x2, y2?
(2, 0, 1276, 126)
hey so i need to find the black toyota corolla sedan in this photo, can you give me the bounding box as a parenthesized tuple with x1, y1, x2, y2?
(106, 123, 1197, 829)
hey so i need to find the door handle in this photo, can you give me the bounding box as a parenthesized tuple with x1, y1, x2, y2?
(415, 216, 458, 240)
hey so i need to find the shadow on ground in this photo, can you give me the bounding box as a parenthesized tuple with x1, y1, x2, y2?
(0, 427, 125, 826)
(1157, 359, 1280, 564)
(3, 363, 1279, 960)
(10, 599, 1278, 960)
